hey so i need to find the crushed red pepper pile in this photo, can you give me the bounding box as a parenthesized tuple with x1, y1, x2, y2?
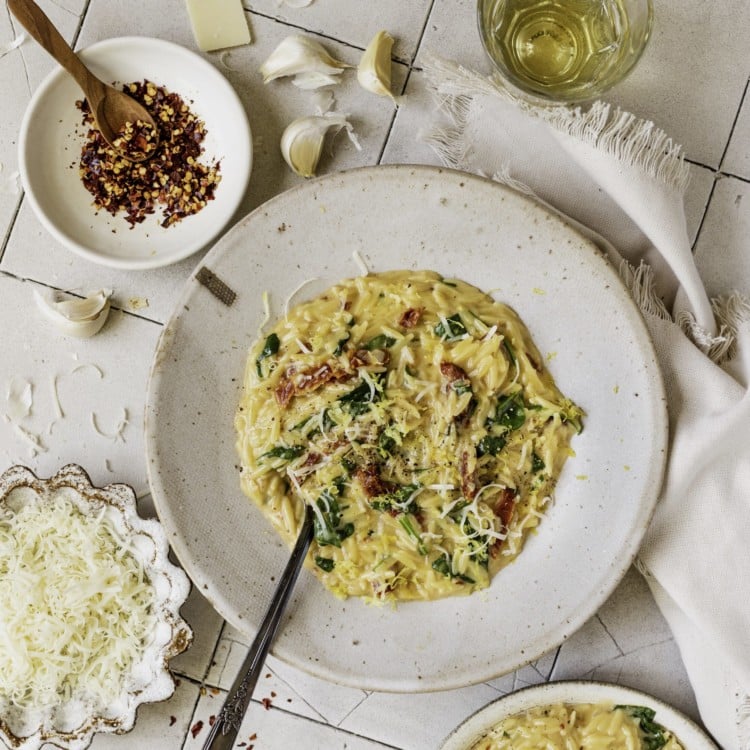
(76, 80, 221, 228)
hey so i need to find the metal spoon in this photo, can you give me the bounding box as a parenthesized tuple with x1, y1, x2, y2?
(8, 0, 159, 162)
(202, 505, 315, 750)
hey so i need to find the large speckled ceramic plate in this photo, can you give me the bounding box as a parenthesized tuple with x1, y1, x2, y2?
(145, 165, 667, 692)
(440, 681, 718, 749)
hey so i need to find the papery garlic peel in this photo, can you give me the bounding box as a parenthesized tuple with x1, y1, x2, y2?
(34, 289, 112, 339)
(280, 114, 355, 177)
(260, 35, 351, 88)
(357, 30, 395, 98)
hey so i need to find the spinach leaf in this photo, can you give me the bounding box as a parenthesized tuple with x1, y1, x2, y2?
(490, 393, 526, 431)
(432, 556, 451, 577)
(260, 444, 305, 462)
(615, 706, 668, 750)
(531, 451, 545, 473)
(431, 555, 475, 583)
(398, 514, 427, 555)
(333, 333, 350, 355)
(313, 488, 353, 548)
(378, 430, 397, 458)
(477, 435, 506, 457)
(364, 334, 395, 350)
(502, 338, 516, 365)
(451, 380, 472, 396)
(434, 313, 467, 341)
(255, 333, 280, 377)
(371, 484, 420, 514)
(315, 556, 335, 572)
(338, 373, 384, 416)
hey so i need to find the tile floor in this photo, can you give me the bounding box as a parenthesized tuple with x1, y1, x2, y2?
(0, 0, 748, 747)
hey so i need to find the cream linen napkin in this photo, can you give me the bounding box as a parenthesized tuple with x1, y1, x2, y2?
(419, 52, 750, 750)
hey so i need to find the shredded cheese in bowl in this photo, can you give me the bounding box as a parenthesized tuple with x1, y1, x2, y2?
(0, 464, 192, 750)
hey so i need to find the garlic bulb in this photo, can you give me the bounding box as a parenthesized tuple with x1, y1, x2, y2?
(260, 35, 351, 88)
(357, 30, 395, 98)
(280, 114, 357, 178)
(34, 288, 112, 338)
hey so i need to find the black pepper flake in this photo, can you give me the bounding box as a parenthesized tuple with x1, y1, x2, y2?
(75, 80, 221, 228)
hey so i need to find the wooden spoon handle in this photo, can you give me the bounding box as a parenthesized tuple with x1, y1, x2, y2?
(7, 0, 105, 105)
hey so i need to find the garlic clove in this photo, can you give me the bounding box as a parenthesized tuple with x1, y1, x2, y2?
(291, 71, 343, 90)
(357, 30, 395, 98)
(34, 288, 112, 339)
(260, 35, 351, 87)
(280, 114, 356, 178)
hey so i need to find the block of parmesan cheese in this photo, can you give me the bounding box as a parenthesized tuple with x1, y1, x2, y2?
(185, 0, 252, 52)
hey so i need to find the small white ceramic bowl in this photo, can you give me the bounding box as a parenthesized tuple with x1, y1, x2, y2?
(0, 464, 192, 750)
(18, 36, 252, 270)
(440, 680, 718, 750)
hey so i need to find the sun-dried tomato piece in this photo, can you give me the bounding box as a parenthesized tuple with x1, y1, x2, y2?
(399, 307, 423, 328)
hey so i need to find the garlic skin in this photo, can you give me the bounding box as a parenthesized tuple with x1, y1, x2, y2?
(357, 30, 395, 98)
(280, 114, 356, 178)
(260, 35, 351, 88)
(34, 289, 112, 339)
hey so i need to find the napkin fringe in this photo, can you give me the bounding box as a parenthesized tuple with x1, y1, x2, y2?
(678, 293, 750, 363)
(421, 51, 690, 193)
(620, 259, 750, 364)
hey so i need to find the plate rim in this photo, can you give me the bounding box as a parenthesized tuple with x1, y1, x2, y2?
(438, 679, 719, 750)
(145, 163, 668, 692)
(17, 35, 252, 271)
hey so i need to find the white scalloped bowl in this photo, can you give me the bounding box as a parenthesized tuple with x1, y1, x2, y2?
(0, 464, 192, 750)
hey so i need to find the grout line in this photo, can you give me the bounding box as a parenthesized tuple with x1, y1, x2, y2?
(547, 644, 562, 679)
(718, 75, 749, 173)
(411, 0, 437, 64)
(243, 8, 369, 54)
(376, 0, 436, 163)
(70, 0, 92, 48)
(0, 0, 92, 266)
(0, 196, 24, 266)
(0, 269, 165, 326)
(689, 174, 720, 253)
(721, 170, 750, 186)
(181, 672, 404, 750)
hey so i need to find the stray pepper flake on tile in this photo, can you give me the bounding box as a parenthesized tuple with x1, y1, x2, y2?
(76, 80, 221, 229)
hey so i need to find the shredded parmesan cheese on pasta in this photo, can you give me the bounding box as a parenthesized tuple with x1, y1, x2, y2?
(236, 271, 582, 603)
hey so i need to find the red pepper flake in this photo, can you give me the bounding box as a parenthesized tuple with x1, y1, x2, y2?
(169, 715, 176, 726)
(208, 714, 216, 727)
(270, 691, 277, 698)
(75, 81, 221, 229)
(261, 697, 272, 710)
(249, 733, 258, 740)
(190, 720, 204, 738)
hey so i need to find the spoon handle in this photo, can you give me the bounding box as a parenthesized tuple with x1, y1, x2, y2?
(202, 505, 315, 750)
(7, 0, 105, 105)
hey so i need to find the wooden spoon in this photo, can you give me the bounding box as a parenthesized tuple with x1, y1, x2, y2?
(8, 0, 159, 162)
